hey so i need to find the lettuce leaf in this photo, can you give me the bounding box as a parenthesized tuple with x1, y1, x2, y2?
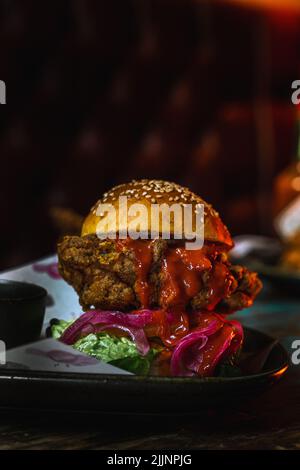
(51, 319, 73, 339)
(74, 333, 140, 362)
(110, 348, 158, 375)
(50, 319, 159, 375)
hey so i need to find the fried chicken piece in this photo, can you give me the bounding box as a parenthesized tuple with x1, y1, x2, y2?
(58, 235, 137, 311)
(217, 265, 262, 313)
(58, 235, 261, 312)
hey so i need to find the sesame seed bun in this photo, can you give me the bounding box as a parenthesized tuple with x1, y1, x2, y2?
(81, 179, 233, 249)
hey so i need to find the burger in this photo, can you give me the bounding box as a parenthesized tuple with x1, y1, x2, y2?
(52, 179, 262, 377)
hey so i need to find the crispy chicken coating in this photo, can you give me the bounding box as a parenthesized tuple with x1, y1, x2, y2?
(58, 235, 262, 312)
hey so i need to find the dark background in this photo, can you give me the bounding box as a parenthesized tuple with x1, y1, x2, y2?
(0, 0, 299, 269)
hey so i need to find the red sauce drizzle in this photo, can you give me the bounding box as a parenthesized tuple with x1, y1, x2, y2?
(117, 238, 230, 311)
(116, 238, 153, 308)
(196, 324, 235, 376)
(160, 247, 212, 309)
(145, 309, 189, 347)
(205, 262, 232, 311)
(112, 239, 238, 377)
(116, 239, 231, 316)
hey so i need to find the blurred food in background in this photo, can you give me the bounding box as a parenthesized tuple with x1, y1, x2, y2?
(281, 231, 300, 271)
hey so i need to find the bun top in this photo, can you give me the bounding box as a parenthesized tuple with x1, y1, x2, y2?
(82, 179, 233, 249)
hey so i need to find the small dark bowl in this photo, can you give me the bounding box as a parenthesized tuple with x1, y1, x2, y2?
(0, 280, 47, 349)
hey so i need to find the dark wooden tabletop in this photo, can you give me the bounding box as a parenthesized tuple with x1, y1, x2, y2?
(0, 282, 299, 450)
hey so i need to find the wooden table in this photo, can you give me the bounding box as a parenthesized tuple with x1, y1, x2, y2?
(0, 282, 299, 450)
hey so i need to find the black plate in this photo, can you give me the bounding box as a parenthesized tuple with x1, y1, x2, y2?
(0, 328, 289, 414)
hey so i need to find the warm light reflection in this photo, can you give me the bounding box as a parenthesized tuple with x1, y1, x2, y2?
(224, 0, 300, 12)
(291, 177, 300, 192)
(273, 365, 289, 378)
